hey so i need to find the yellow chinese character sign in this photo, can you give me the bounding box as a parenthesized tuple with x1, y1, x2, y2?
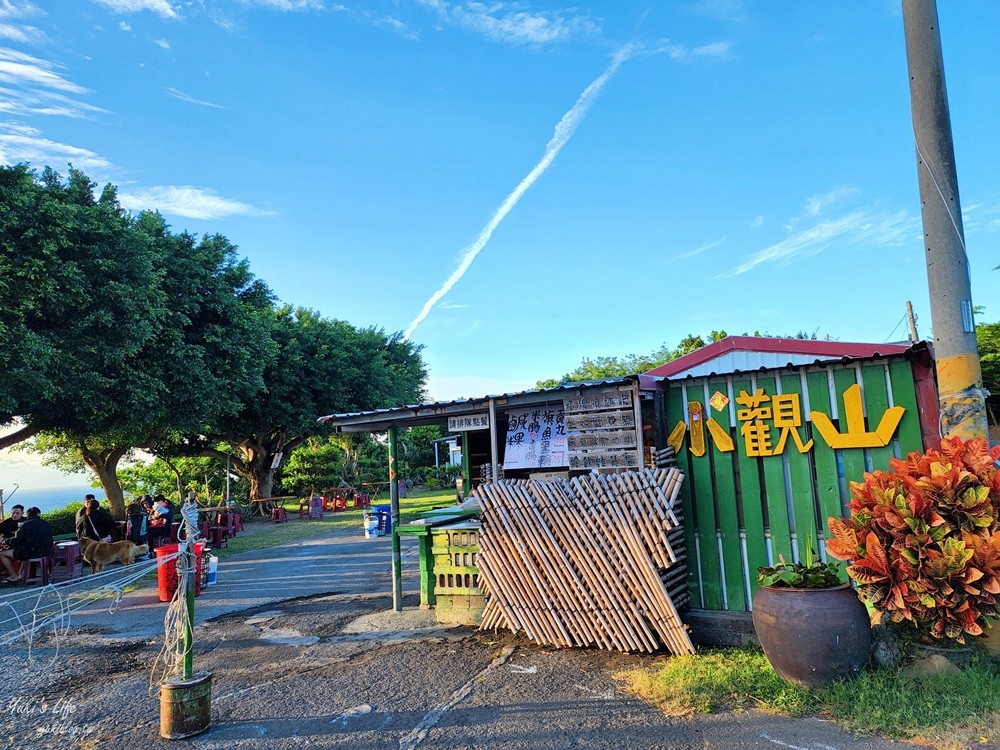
(668, 384, 904, 457)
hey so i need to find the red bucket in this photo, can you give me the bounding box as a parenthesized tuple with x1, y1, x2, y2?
(156, 542, 205, 602)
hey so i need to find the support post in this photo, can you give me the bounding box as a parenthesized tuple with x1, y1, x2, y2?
(183, 551, 195, 680)
(902, 0, 987, 440)
(461, 431, 471, 499)
(489, 399, 499, 481)
(388, 426, 403, 612)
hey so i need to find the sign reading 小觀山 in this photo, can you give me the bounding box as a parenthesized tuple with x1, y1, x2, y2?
(503, 407, 567, 469)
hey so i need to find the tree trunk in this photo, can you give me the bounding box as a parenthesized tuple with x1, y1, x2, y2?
(80, 444, 128, 520)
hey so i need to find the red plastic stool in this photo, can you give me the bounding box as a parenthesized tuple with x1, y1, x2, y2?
(209, 526, 228, 548)
(270, 507, 287, 524)
(19, 556, 51, 586)
(51, 542, 84, 583)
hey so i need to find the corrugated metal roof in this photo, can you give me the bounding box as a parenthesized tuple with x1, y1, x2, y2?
(644, 336, 915, 379)
(651, 341, 931, 382)
(318, 376, 642, 431)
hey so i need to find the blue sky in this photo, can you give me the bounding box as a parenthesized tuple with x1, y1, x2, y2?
(1, 0, 998, 488)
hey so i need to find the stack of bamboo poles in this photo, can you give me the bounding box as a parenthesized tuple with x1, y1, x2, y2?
(476, 468, 694, 655)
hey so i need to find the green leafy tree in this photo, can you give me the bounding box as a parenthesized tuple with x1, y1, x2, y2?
(17, 171, 274, 517)
(198, 306, 426, 500)
(976, 320, 1000, 393)
(279, 436, 348, 497)
(0, 165, 162, 448)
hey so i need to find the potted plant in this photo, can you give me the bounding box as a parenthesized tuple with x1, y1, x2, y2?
(826, 436, 1000, 654)
(752, 548, 872, 689)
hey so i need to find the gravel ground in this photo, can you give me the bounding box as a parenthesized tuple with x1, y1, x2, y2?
(0, 525, 932, 750)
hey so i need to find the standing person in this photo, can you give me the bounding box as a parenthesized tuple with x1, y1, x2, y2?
(0, 507, 54, 583)
(76, 495, 116, 542)
(125, 496, 149, 545)
(0, 504, 24, 544)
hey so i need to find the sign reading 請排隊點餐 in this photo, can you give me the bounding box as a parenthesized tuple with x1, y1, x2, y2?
(448, 413, 490, 431)
(669, 383, 906, 458)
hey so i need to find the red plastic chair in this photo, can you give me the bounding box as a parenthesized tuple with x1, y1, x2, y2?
(308, 496, 324, 520)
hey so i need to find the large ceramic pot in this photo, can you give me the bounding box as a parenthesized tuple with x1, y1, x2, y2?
(752, 583, 872, 689)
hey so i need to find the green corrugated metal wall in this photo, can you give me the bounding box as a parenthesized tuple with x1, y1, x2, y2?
(664, 358, 925, 612)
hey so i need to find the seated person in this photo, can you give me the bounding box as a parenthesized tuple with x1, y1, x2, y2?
(0, 504, 24, 546)
(0, 507, 54, 583)
(76, 495, 117, 542)
(146, 494, 174, 553)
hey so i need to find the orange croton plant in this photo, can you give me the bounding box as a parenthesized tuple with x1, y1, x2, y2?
(827, 437, 1000, 643)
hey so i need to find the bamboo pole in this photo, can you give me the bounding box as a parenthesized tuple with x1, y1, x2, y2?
(532, 480, 640, 652)
(480, 483, 571, 646)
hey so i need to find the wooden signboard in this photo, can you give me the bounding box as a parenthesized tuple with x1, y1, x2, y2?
(564, 387, 641, 470)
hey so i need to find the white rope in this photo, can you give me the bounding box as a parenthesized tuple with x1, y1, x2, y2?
(151, 502, 203, 689)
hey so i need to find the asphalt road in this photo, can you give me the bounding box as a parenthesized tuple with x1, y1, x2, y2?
(0, 521, 929, 750)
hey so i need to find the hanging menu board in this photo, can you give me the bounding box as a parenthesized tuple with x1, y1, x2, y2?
(564, 388, 640, 470)
(502, 407, 567, 469)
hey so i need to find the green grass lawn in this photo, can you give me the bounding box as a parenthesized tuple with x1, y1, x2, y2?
(616, 645, 1000, 750)
(212, 488, 460, 560)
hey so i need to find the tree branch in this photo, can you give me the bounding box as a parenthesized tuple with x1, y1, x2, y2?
(0, 423, 41, 451)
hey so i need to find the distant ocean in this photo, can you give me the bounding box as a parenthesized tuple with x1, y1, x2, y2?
(1, 485, 104, 516)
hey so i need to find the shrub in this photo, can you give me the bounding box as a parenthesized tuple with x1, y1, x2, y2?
(826, 437, 1000, 644)
(45, 502, 84, 537)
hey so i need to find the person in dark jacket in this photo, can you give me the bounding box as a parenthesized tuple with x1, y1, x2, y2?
(76, 495, 117, 542)
(1, 507, 54, 582)
(125, 497, 149, 545)
(0, 504, 24, 544)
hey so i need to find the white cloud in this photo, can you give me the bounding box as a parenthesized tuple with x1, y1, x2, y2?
(677, 235, 726, 260)
(0, 1, 45, 19)
(164, 86, 222, 108)
(0, 85, 109, 118)
(0, 133, 112, 170)
(118, 185, 275, 220)
(239, 0, 325, 9)
(0, 21, 45, 43)
(0, 47, 89, 93)
(718, 208, 916, 278)
(90, 0, 178, 18)
(119, 20, 131, 31)
(418, 1, 599, 45)
(0, 119, 39, 135)
(153, 37, 169, 48)
(652, 38, 732, 63)
(750, 215, 765, 228)
(440, 303, 469, 309)
(802, 186, 859, 217)
(962, 201, 1000, 235)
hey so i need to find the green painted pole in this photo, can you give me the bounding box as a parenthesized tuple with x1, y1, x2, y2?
(461, 432, 471, 499)
(388, 426, 403, 612)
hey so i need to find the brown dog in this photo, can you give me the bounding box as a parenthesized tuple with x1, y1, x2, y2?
(79, 537, 149, 573)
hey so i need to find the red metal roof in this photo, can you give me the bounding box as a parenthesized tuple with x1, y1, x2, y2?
(643, 336, 913, 378)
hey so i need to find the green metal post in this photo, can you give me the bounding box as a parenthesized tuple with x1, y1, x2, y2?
(388, 426, 403, 612)
(461, 432, 471, 499)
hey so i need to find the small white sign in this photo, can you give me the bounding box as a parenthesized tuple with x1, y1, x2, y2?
(448, 413, 490, 431)
(271, 452, 284, 470)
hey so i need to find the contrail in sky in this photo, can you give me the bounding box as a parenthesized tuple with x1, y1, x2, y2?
(402, 44, 635, 342)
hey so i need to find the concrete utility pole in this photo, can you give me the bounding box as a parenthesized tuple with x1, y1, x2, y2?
(901, 0, 988, 440)
(905, 300, 919, 342)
